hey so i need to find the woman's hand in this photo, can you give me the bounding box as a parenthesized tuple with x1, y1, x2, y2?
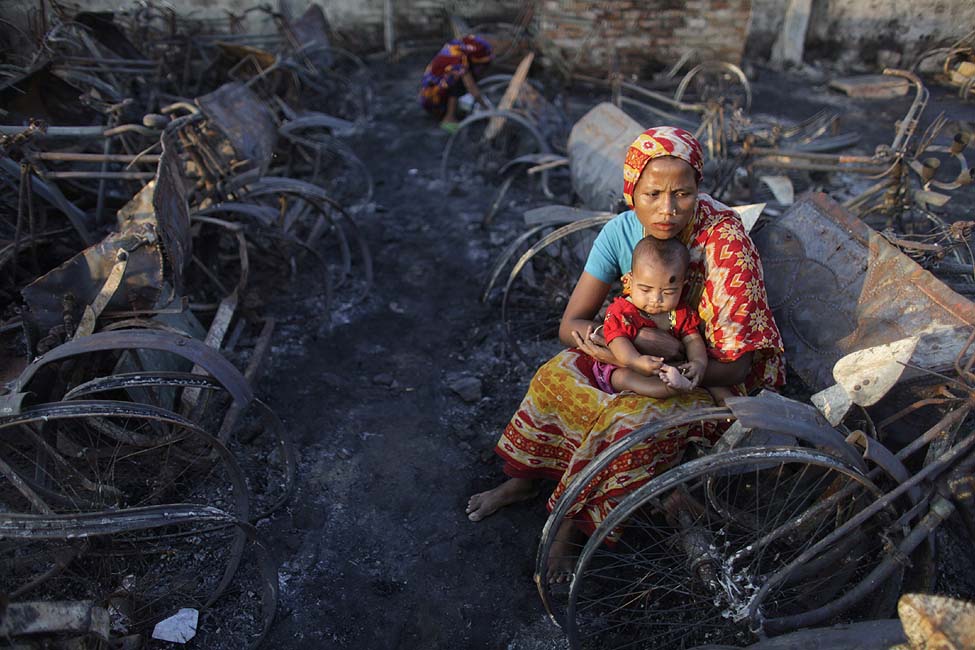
(571, 325, 620, 365)
(678, 359, 706, 388)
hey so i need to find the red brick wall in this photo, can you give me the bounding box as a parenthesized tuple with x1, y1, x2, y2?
(535, 0, 752, 76)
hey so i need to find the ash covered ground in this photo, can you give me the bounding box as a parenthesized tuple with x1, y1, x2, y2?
(245, 54, 975, 649)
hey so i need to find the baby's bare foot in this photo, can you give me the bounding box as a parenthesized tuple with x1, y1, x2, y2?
(466, 477, 537, 522)
(659, 364, 692, 391)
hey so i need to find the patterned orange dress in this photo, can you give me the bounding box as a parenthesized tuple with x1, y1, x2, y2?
(495, 193, 786, 536)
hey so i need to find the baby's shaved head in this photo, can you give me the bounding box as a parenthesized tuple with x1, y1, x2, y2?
(632, 236, 690, 282)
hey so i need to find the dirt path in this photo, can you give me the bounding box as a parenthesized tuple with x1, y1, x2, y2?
(256, 56, 566, 649)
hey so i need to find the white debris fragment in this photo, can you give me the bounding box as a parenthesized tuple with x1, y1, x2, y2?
(152, 608, 199, 644)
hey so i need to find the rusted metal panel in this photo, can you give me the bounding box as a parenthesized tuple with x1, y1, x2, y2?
(195, 82, 277, 176)
(156, 128, 193, 273)
(23, 129, 190, 334)
(20, 227, 165, 333)
(566, 102, 644, 212)
(752, 193, 975, 391)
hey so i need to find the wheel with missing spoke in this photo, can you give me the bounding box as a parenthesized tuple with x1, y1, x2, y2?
(565, 447, 899, 649)
(673, 62, 752, 112)
(500, 216, 613, 364)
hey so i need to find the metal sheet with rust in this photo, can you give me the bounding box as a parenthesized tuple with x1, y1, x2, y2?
(752, 193, 975, 391)
(195, 81, 277, 175)
(23, 127, 191, 333)
(566, 102, 644, 212)
(20, 228, 164, 332)
(150, 127, 191, 292)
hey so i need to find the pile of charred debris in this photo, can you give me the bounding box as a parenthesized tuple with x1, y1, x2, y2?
(1, 2, 975, 648)
(0, 3, 372, 647)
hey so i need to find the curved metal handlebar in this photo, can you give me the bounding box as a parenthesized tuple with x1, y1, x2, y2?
(883, 68, 929, 155)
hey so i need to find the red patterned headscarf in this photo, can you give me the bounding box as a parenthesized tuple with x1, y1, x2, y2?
(461, 34, 493, 65)
(622, 126, 704, 207)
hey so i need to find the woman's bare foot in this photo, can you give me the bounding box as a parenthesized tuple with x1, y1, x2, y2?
(547, 519, 581, 584)
(466, 477, 537, 522)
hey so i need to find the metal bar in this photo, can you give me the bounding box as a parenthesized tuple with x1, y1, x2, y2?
(95, 113, 115, 224)
(750, 159, 889, 174)
(38, 171, 156, 180)
(32, 152, 161, 163)
(62, 55, 156, 65)
(54, 65, 157, 74)
(886, 68, 927, 154)
(0, 125, 106, 138)
(745, 147, 883, 164)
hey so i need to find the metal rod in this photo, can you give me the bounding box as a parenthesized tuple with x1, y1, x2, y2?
(62, 55, 156, 66)
(54, 65, 157, 74)
(25, 168, 38, 274)
(33, 152, 161, 163)
(751, 159, 890, 174)
(95, 114, 115, 224)
(0, 125, 106, 138)
(886, 68, 928, 154)
(39, 171, 155, 180)
(746, 146, 884, 164)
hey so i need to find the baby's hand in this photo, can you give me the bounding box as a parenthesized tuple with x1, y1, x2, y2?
(677, 360, 706, 388)
(658, 364, 693, 391)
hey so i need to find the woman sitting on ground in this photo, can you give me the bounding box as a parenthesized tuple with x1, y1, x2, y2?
(418, 34, 493, 132)
(466, 126, 786, 581)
